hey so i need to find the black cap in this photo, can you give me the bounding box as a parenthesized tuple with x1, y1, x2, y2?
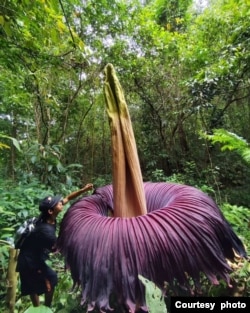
(39, 195, 63, 212)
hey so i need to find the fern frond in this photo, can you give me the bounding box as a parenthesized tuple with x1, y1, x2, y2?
(242, 149, 250, 163)
(203, 129, 250, 165)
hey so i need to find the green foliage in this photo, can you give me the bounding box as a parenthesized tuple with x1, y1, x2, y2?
(150, 164, 218, 197)
(0, 133, 21, 151)
(202, 129, 250, 205)
(23, 305, 53, 313)
(206, 257, 250, 298)
(221, 203, 249, 253)
(138, 275, 167, 313)
(0, 179, 51, 241)
(152, 0, 193, 31)
(0, 243, 12, 303)
(16, 141, 84, 186)
(206, 202, 250, 297)
(52, 272, 80, 313)
(204, 129, 250, 163)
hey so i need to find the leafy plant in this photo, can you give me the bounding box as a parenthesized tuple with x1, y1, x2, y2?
(150, 165, 218, 198)
(206, 202, 250, 297)
(221, 203, 249, 253)
(0, 133, 21, 151)
(203, 129, 250, 164)
(23, 305, 52, 313)
(138, 275, 167, 313)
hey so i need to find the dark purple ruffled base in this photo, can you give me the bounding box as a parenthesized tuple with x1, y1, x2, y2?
(57, 182, 246, 312)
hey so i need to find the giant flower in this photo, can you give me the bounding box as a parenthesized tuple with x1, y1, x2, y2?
(57, 64, 247, 312)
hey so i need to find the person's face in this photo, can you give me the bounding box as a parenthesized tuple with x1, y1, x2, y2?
(51, 201, 63, 217)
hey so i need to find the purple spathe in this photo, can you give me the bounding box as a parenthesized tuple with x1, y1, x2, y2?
(57, 182, 246, 312)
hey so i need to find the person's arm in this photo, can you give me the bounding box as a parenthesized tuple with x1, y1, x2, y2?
(62, 183, 93, 205)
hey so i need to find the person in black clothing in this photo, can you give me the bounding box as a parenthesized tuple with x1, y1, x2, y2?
(16, 183, 93, 307)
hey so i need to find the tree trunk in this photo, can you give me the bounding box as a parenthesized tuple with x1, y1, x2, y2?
(6, 248, 19, 313)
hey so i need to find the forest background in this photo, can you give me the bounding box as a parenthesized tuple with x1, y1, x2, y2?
(0, 0, 249, 312)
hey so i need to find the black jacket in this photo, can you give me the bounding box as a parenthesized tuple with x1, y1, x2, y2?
(16, 222, 56, 272)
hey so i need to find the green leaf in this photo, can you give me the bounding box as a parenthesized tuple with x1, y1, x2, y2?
(0, 143, 10, 150)
(138, 275, 167, 313)
(1, 227, 15, 231)
(11, 137, 21, 151)
(0, 134, 21, 151)
(0, 15, 4, 26)
(0, 207, 16, 216)
(24, 305, 53, 313)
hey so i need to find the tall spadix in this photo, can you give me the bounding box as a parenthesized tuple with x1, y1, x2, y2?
(104, 64, 147, 217)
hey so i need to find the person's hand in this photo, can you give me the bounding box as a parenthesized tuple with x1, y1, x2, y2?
(82, 183, 93, 192)
(64, 184, 94, 203)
